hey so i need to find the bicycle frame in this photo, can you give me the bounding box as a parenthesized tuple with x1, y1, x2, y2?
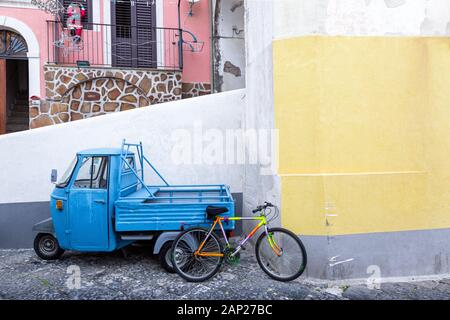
(195, 214, 282, 258)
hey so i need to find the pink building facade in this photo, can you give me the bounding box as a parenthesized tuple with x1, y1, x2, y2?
(0, 0, 212, 133)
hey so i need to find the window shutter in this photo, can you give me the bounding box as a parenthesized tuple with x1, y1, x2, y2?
(112, 0, 133, 67)
(115, 0, 132, 38)
(111, 0, 156, 68)
(135, 1, 156, 68)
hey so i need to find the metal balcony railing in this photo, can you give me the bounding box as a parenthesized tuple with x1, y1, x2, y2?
(46, 20, 183, 70)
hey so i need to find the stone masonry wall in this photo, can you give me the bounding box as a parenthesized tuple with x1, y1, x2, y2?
(32, 66, 182, 128)
(182, 82, 211, 99)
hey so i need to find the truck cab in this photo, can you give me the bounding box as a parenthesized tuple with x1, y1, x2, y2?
(33, 141, 235, 272)
(50, 148, 134, 252)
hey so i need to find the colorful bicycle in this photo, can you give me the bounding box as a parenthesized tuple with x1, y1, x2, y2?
(171, 202, 307, 282)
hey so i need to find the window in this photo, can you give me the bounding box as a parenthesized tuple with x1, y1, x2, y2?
(56, 157, 77, 188)
(115, 0, 132, 39)
(73, 156, 108, 189)
(0, 30, 28, 58)
(73, 157, 92, 188)
(61, 0, 93, 29)
(122, 156, 135, 172)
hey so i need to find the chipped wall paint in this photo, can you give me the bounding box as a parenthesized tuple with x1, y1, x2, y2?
(274, 0, 450, 38)
(243, 0, 281, 236)
(212, 0, 246, 92)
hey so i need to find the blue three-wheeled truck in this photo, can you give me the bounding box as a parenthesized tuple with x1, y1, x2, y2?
(32, 140, 235, 272)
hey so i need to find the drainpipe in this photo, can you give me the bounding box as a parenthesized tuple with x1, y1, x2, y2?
(178, 0, 184, 70)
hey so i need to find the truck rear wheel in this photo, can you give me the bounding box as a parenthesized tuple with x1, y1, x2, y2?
(171, 228, 224, 282)
(159, 241, 175, 273)
(33, 233, 65, 260)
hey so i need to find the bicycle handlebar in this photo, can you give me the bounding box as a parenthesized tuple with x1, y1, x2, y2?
(252, 201, 275, 214)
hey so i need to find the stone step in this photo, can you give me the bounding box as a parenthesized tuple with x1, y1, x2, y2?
(7, 117, 29, 125)
(6, 123, 29, 132)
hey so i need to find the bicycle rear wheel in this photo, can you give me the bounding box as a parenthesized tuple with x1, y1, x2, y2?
(171, 228, 224, 282)
(255, 227, 307, 281)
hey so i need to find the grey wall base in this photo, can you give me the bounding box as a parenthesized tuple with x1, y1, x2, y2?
(301, 228, 450, 280)
(0, 201, 51, 249)
(0, 193, 243, 249)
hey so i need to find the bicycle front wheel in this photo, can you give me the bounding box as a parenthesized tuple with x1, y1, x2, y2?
(255, 227, 307, 281)
(171, 228, 224, 282)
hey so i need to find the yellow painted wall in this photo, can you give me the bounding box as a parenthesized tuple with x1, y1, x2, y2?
(273, 36, 450, 235)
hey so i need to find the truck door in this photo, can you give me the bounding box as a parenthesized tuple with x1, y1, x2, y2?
(69, 156, 109, 250)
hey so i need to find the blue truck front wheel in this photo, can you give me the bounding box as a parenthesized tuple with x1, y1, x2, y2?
(33, 233, 65, 260)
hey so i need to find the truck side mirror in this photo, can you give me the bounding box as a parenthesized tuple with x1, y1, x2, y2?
(51, 169, 58, 183)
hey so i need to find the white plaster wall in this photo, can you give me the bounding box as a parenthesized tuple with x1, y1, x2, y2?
(243, 1, 280, 223)
(0, 90, 245, 204)
(274, 0, 450, 38)
(212, 0, 246, 92)
(0, 0, 34, 9)
(219, 37, 245, 91)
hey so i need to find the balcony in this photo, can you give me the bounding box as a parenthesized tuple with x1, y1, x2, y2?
(35, 21, 200, 129)
(46, 20, 183, 70)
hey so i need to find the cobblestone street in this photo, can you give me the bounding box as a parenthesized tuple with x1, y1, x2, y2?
(0, 247, 449, 300)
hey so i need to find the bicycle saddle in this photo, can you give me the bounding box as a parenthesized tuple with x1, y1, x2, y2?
(206, 206, 228, 218)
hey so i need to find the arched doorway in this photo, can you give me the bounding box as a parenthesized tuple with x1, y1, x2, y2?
(0, 29, 29, 134)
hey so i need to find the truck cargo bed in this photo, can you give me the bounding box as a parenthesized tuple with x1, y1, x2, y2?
(115, 185, 235, 232)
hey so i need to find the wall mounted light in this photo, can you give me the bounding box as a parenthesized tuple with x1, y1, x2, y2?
(187, 0, 200, 16)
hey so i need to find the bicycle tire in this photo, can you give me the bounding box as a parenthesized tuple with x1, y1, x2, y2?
(171, 228, 224, 282)
(255, 227, 307, 282)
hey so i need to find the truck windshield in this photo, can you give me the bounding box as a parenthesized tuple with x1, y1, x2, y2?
(56, 157, 77, 188)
